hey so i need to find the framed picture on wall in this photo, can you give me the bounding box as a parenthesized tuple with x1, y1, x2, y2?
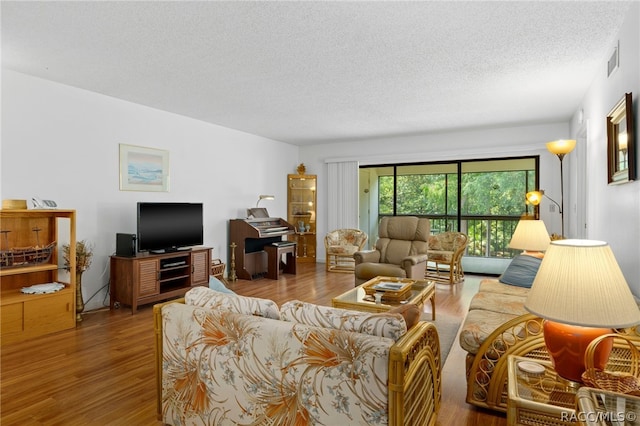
(606, 92, 635, 185)
(119, 144, 170, 192)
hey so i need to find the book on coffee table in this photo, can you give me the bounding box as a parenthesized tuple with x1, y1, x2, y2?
(372, 282, 407, 291)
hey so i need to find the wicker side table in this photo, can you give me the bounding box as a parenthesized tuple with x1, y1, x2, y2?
(507, 355, 579, 425)
(576, 387, 640, 425)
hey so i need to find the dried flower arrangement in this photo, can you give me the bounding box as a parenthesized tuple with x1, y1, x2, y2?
(62, 240, 93, 273)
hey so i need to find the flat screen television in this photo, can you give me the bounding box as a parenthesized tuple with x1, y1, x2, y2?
(137, 202, 203, 253)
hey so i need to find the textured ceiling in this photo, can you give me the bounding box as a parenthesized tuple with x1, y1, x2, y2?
(1, 1, 631, 145)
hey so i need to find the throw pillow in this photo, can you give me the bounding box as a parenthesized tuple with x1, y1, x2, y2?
(280, 300, 407, 341)
(208, 276, 235, 294)
(185, 286, 280, 319)
(499, 254, 542, 288)
(388, 303, 421, 329)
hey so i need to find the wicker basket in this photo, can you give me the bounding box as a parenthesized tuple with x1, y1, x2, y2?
(582, 333, 640, 396)
(210, 259, 227, 283)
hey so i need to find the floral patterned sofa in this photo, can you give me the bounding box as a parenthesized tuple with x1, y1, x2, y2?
(154, 286, 442, 425)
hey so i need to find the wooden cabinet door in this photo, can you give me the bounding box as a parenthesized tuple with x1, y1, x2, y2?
(24, 292, 74, 338)
(137, 258, 160, 297)
(1, 303, 24, 335)
(191, 249, 210, 286)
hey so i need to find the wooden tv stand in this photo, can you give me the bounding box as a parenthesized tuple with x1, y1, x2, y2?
(110, 247, 211, 313)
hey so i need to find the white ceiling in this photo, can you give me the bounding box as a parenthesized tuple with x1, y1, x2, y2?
(1, 1, 631, 146)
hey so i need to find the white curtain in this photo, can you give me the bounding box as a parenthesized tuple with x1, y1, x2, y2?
(327, 161, 359, 231)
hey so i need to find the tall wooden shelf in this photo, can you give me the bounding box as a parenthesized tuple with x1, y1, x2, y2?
(0, 209, 77, 345)
(287, 174, 317, 262)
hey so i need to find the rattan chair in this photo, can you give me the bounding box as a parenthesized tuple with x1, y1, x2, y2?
(426, 232, 468, 284)
(324, 229, 368, 272)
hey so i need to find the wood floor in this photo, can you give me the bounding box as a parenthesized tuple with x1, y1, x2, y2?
(0, 263, 506, 425)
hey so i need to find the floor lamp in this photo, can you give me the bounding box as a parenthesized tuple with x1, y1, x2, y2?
(526, 190, 560, 225)
(545, 139, 576, 238)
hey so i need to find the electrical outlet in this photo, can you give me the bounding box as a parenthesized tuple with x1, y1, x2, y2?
(549, 204, 556, 213)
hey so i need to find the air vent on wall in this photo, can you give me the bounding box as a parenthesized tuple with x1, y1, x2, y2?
(607, 41, 619, 77)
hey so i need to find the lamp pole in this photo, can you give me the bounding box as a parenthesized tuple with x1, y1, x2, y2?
(558, 154, 566, 239)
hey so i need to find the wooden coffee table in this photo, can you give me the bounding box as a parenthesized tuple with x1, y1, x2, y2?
(331, 276, 436, 320)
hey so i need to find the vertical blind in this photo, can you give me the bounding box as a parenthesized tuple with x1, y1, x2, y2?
(327, 161, 359, 231)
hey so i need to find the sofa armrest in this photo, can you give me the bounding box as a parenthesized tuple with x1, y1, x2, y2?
(354, 249, 380, 265)
(153, 298, 186, 420)
(389, 321, 441, 425)
(465, 313, 546, 412)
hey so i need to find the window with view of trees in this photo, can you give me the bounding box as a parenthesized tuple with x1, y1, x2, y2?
(364, 157, 538, 259)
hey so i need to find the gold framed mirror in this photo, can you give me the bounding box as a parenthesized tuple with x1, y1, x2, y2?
(607, 92, 635, 184)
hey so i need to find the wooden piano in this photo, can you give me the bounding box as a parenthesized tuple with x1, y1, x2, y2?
(229, 217, 296, 280)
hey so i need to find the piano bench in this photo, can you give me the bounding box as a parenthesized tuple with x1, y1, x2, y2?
(264, 244, 297, 280)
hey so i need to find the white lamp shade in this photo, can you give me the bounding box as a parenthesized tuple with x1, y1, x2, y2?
(508, 220, 550, 252)
(525, 239, 640, 328)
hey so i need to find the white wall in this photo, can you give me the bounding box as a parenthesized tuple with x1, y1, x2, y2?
(569, 2, 640, 296)
(1, 70, 299, 310)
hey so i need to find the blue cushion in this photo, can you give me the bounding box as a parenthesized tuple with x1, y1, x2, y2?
(499, 254, 542, 288)
(208, 276, 235, 294)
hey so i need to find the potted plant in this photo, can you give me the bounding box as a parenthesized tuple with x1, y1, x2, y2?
(63, 240, 93, 322)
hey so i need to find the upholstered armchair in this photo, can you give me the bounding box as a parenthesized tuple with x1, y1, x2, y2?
(354, 216, 430, 286)
(426, 231, 468, 284)
(324, 229, 368, 272)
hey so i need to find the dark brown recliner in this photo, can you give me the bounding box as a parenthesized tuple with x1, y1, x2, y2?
(353, 216, 430, 286)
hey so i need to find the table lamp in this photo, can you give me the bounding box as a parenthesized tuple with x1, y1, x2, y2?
(524, 239, 640, 382)
(508, 219, 550, 258)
